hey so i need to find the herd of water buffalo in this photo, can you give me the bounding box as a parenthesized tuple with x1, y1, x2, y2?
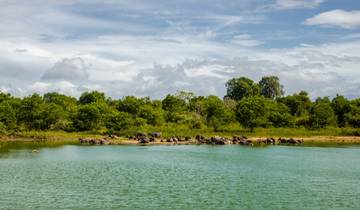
(79, 132, 304, 146)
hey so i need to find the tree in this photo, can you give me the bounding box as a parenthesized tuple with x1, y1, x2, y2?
(225, 77, 259, 101)
(346, 99, 360, 128)
(138, 102, 165, 126)
(17, 94, 44, 130)
(203, 95, 231, 131)
(104, 111, 134, 131)
(117, 96, 144, 116)
(331, 95, 351, 127)
(259, 76, 284, 99)
(0, 101, 17, 130)
(277, 91, 311, 116)
(267, 102, 293, 127)
(162, 94, 186, 123)
(236, 96, 268, 132)
(74, 104, 101, 130)
(309, 98, 336, 128)
(79, 91, 106, 105)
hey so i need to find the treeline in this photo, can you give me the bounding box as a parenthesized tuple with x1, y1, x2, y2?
(0, 76, 359, 134)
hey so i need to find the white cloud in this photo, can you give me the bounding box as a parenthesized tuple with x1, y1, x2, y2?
(41, 57, 89, 81)
(0, 1, 359, 100)
(231, 34, 263, 47)
(304, 10, 360, 29)
(275, 0, 325, 9)
(29, 81, 80, 96)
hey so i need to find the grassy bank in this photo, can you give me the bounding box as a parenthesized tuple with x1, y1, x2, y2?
(0, 127, 360, 145)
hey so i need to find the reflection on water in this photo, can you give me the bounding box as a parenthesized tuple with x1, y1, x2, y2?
(0, 142, 359, 209)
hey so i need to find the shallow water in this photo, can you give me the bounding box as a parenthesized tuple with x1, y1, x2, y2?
(0, 143, 359, 209)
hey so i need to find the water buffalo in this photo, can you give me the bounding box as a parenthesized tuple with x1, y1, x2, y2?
(149, 132, 162, 138)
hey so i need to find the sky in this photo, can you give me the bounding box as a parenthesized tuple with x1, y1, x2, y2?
(1, 0, 360, 99)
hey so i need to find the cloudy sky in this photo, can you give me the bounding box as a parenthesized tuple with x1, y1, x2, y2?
(1, 0, 360, 99)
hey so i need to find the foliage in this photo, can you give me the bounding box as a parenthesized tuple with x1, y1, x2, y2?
(0, 76, 358, 135)
(259, 76, 284, 99)
(225, 77, 260, 100)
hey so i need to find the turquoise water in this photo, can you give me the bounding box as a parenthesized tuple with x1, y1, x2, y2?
(0, 143, 359, 209)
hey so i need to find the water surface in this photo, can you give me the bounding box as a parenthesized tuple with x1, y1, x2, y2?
(0, 143, 359, 209)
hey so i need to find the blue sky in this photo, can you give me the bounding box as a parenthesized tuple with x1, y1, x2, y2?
(1, 0, 360, 99)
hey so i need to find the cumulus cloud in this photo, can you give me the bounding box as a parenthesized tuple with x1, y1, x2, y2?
(41, 57, 89, 81)
(304, 10, 360, 29)
(275, 0, 325, 9)
(0, 1, 359, 100)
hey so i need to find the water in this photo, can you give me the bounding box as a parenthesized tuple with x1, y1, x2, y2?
(0, 143, 359, 209)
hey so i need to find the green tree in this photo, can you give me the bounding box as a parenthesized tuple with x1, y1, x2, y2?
(104, 111, 134, 131)
(74, 104, 101, 130)
(331, 95, 351, 127)
(267, 102, 293, 127)
(203, 96, 230, 131)
(277, 91, 311, 116)
(138, 102, 165, 126)
(117, 96, 144, 116)
(79, 91, 106, 105)
(0, 101, 17, 130)
(259, 76, 284, 99)
(236, 96, 268, 132)
(309, 98, 336, 128)
(225, 77, 259, 101)
(346, 99, 360, 128)
(17, 94, 44, 130)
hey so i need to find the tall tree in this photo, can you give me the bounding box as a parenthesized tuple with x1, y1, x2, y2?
(225, 77, 259, 101)
(259, 76, 284, 99)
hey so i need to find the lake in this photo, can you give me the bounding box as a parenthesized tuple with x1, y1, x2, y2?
(0, 142, 359, 209)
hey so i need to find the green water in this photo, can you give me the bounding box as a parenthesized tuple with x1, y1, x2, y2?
(0, 143, 359, 209)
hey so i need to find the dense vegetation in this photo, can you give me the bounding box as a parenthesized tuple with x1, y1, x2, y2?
(0, 76, 359, 137)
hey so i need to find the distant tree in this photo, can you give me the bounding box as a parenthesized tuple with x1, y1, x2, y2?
(17, 94, 44, 130)
(225, 77, 259, 100)
(331, 95, 351, 127)
(44, 92, 77, 109)
(0, 92, 12, 103)
(175, 90, 195, 106)
(117, 96, 144, 116)
(79, 91, 106, 105)
(267, 102, 294, 127)
(346, 99, 360, 128)
(259, 76, 284, 99)
(203, 95, 229, 131)
(236, 96, 268, 132)
(104, 111, 134, 131)
(162, 94, 186, 112)
(74, 104, 101, 130)
(309, 98, 336, 128)
(277, 91, 311, 116)
(0, 101, 17, 130)
(138, 103, 165, 126)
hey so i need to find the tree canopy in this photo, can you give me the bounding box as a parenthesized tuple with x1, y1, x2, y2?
(0, 75, 358, 134)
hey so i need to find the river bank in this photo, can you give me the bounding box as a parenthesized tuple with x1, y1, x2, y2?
(1, 132, 360, 146)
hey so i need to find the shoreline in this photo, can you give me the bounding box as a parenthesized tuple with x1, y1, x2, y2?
(1, 135, 360, 146)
